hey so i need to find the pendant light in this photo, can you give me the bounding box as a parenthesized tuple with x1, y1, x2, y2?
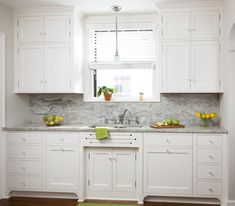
(111, 5, 121, 64)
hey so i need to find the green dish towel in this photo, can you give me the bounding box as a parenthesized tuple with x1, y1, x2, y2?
(95, 127, 109, 140)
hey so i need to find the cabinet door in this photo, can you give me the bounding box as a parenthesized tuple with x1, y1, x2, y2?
(87, 148, 112, 192)
(17, 17, 44, 42)
(112, 149, 136, 192)
(44, 44, 71, 92)
(191, 41, 220, 92)
(44, 16, 71, 42)
(162, 12, 190, 40)
(17, 45, 44, 92)
(144, 148, 192, 195)
(46, 146, 78, 191)
(162, 41, 190, 92)
(191, 11, 220, 39)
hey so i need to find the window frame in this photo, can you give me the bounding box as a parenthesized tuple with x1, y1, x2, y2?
(83, 20, 160, 102)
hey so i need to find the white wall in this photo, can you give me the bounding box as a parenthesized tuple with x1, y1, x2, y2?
(220, 0, 235, 204)
(0, 2, 30, 127)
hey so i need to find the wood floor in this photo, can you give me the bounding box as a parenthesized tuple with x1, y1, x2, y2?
(0, 197, 220, 206)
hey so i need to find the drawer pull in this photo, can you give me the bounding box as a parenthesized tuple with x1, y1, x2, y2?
(166, 149, 171, 153)
(22, 138, 26, 142)
(209, 171, 214, 176)
(209, 140, 214, 144)
(22, 152, 26, 156)
(209, 154, 214, 159)
(209, 188, 214, 193)
(22, 166, 26, 171)
(166, 139, 171, 144)
(90, 134, 92, 136)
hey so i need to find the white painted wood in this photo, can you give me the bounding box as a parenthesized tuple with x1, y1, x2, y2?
(44, 44, 71, 92)
(44, 16, 71, 42)
(144, 133, 192, 146)
(197, 164, 222, 179)
(8, 146, 42, 159)
(162, 41, 190, 92)
(7, 132, 42, 145)
(87, 148, 113, 192)
(46, 146, 78, 191)
(162, 12, 190, 40)
(197, 134, 223, 148)
(8, 176, 42, 190)
(45, 133, 79, 145)
(112, 149, 136, 192)
(0, 33, 5, 127)
(197, 149, 223, 163)
(8, 160, 42, 175)
(190, 41, 220, 92)
(144, 147, 193, 195)
(17, 44, 44, 92)
(191, 11, 220, 39)
(196, 181, 222, 196)
(17, 17, 44, 42)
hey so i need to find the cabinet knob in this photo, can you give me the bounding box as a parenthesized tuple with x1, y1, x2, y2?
(209, 171, 214, 176)
(209, 140, 214, 144)
(209, 188, 214, 193)
(22, 137, 26, 142)
(166, 149, 171, 153)
(209, 154, 214, 159)
(22, 166, 26, 171)
(22, 152, 26, 156)
(166, 139, 171, 144)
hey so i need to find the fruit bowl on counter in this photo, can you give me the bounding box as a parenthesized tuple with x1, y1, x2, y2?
(150, 118, 185, 128)
(43, 115, 64, 126)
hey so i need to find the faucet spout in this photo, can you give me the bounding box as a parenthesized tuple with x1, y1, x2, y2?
(119, 109, 130, 124)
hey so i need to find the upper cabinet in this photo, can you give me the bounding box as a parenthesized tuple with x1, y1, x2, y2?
(17, 16, 72, 43)
(14, 8, 83, 93)
(160, 8, 222, 93)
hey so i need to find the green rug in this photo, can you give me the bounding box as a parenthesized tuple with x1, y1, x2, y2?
(78, 203, 138, 206)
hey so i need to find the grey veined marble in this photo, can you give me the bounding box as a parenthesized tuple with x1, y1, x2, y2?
(29, 93, 220, 126)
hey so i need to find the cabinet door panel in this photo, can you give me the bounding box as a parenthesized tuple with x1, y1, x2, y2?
(17, 45, 44, 92)
(44, 16, 71, 42)
(162, 41, 190, 92)
(87, 148, 112, 192)
(162, 12, 190, 40)
(46, 146, 78, 191)
(191, 11, 220, 39)
(17, 17, 44, 42)
(191, 41, 220, 92)
(144, 148, 192, 195)
(44, 44, 71, 92)
(113, 149, 136, 192)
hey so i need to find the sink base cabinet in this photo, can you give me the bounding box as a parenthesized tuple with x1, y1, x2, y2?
(5, 131, 226, 204)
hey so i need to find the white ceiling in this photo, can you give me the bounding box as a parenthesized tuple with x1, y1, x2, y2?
(0, 0, 159, 14)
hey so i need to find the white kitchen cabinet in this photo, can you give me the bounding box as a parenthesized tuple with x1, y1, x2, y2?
(191, 11, 220, 40)
(44, 44, 71, 92)
(161, 9, 221, 93)
(44, 16, 71, 42)
(191, 41, 220, 92)
(14, 8, 83, 93)
(17, 16, 71, 43)
(46, 146, 79, 191)
(162, 41, 190, 92)
(162, 12, 190, 40)
(86, 148, 137, 198)
(144, 147, 192, 195)
(17, 17, 44, 42)
(17, 45, 44, 92)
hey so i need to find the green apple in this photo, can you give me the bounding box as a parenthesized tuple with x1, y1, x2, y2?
(172, 119, 180, 125)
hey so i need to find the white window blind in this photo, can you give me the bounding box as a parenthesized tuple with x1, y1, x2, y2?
(89, 29, 155, 63)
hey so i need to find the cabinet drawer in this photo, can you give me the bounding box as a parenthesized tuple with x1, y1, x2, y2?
(197, 149, 222, 163)
(8, 146, 42, 159)
(8, 176, 42, 190)
(8, 160, 42, 174)
(46, 133, 79, 144)
(197, 181, 222, 196)
(144, 133, 192, 146)
(197, 135, 223, 148)
(7, 132, 42, 144)
(197, 164, 222, 179)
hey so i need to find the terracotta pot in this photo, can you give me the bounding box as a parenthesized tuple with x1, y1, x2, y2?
(104, 93, 112, 101)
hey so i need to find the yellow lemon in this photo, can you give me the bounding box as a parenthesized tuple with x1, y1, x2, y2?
(206, 114, 210, 119)
(210, 113, 216, 118)
(201, 114, 206, 119)
(195, 112, 201, 118)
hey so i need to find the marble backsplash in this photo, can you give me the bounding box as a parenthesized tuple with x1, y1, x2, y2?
(29, 94, 220, 126)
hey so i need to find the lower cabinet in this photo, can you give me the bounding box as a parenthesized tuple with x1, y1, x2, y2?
(144, 147, 192, 195)
(46, 146, 79, 191)
(86, 148, 137, 199)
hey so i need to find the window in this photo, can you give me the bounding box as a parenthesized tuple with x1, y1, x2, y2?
(87, 23, 159, 101)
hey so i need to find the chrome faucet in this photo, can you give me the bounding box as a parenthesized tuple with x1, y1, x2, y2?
(119, 109, 130, 124)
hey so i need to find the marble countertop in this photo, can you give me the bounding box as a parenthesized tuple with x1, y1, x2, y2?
(3, 124, 228, 134)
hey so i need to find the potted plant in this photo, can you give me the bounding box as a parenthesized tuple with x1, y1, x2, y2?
(97, 86, 115, 101)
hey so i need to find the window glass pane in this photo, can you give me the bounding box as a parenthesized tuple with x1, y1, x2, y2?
(96, 68, 153, 98)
